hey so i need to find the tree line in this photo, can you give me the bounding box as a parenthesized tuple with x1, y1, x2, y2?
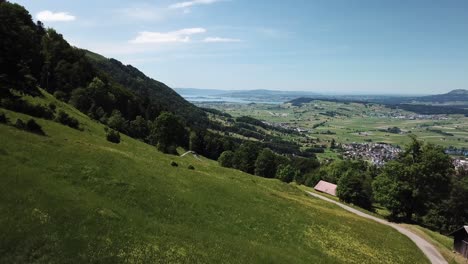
(315, 136, 467, 233)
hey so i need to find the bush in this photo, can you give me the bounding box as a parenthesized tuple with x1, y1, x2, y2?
(14, 119, 25, 129)
(276, 164, 298, 183)
(53, 90, 68, 101)
(0, 112, 7, 123)
(25, 119, 45, 135)
(171, 161, 178, 167)
(188, 165, 195, 170)
(1, 98, 54, 119)
(218, 150, 235, 168)
(55, 110, 80, 129)
(48, 102, 57, 112)
(106, 129, 120, 143)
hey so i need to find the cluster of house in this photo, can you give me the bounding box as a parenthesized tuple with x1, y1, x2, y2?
(261, 121, 309, 133)
(342, 143, 401, 166)
(370, 112, 449, 120)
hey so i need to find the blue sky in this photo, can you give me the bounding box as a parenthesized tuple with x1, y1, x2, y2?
(13, 0, 468, 94)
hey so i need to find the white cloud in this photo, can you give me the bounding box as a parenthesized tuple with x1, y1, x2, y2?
(203, 37, 241, 43)
(130, 28, 207, 44)
(169, 0, 221, 9)
(36, 10, 76, 22)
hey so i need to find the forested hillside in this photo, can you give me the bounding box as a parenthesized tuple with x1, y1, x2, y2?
(0, 1, 207, 127)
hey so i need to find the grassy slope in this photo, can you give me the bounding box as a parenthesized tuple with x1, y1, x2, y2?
(301, 187, 462, 264)
(0, 93, 429, 263)
(401, 225, 465, 264)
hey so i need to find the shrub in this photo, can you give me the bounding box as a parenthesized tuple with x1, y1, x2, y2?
(106, 129, 120, 143)
(275, 164, 298, 183)
(25, 119, 45, 135)
(1, 98, 54, 119)
(53, 90, 68, 101)
(0, 112, 7, 123)
(55, 110, 80, 129)
(218, 150, 235, 168)
(171, 161, 178, 167)
(14, 119, 25, 129)
(188, 165, 195, 170)
(48, 103, 57, 112)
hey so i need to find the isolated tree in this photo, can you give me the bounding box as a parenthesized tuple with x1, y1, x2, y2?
(218, 150, 235, 168)
(254, 148, 277, 178)
(107, 109, 127, 132)
(148, 112, 187, 154)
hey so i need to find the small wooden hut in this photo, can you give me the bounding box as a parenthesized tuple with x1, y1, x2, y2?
(313, 180, 337, 196)
(449, 226, 468, 259)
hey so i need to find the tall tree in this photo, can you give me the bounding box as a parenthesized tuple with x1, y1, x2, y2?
(254, 148, 277, 178)
(276, 164, 298, 183)
(337, 170, 373, 210)
(148, 112, 187, 154)
(233, 141, 261, 174)
(373, 137, 453, 221)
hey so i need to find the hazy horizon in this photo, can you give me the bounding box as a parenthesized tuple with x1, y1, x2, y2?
(174, 87, 452, 96)
(14, 0, 468, 94)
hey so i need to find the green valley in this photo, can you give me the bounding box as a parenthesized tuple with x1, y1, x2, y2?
(0, 90, 428, 263)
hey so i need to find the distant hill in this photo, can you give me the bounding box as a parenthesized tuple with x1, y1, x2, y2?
(412, 89, 468, 103)
(174, 88, 227, 97)
(221, 89, 319, 97)
(219, 89, 320, 103)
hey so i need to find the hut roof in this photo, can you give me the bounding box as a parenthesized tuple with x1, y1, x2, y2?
(449, 226, 468, 236)
(314, 180, 337, 196)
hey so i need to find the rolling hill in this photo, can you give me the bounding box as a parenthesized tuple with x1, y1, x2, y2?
(412, 89, 468, 104)
(0, 89, 429, 263)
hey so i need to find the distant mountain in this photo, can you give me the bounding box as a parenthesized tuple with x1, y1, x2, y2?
(219, 89, 320, 103)
(221, 89, 319, 97)
(174, 88, 321, 103)
(412, 89, 468, 103)
(174, 88, 227, 97)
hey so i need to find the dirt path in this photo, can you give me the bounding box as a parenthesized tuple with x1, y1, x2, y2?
(305, 191, 447, 264)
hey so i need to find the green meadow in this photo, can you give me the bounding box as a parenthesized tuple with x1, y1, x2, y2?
(0, 92, 429, 263)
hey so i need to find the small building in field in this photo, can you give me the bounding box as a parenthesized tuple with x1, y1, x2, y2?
(313, 180, 337, 196)
(449, 226, 468, 259)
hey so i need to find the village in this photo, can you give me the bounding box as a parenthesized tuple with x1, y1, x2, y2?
(369, 112, 451, 120)
(341, 142, 402, 166)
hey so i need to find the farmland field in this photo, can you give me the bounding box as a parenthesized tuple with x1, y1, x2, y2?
(199, 100, 468, 158)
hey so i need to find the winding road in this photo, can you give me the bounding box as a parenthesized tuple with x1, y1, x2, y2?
(305, 191, 448, 264)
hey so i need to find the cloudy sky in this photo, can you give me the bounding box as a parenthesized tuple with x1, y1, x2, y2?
(13, 0, 468, 94)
